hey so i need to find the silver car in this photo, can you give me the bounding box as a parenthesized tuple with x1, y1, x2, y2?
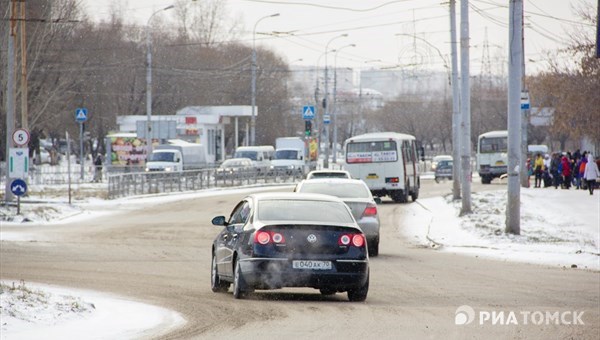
(294, 178, 381, 256)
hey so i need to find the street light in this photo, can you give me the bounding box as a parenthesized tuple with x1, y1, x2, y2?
(146, 4, 174, 158)
(251, 13, 280, 146)
(332, 43, 355, 164)
(323, 33, 348, 168)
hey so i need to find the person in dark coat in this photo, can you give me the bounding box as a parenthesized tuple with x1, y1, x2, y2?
(94, 154, 104, 182)
(561, 154, 571, 189)
(550, 153, 561, 189)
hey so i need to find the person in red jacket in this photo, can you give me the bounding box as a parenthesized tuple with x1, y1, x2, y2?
(561, 154, 572, 189)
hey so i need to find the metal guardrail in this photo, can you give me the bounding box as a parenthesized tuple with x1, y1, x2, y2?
(107, 168, 304, 199)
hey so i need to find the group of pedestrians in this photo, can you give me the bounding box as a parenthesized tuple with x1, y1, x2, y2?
(529, 150, 600, 195)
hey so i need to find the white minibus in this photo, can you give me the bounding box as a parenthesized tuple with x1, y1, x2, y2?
(344, 132, 421, 203)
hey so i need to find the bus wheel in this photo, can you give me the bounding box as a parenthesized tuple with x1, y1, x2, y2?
(392, 189, 407, 203)
(410, 185, 419, 201)
(481, 176, 491, 184)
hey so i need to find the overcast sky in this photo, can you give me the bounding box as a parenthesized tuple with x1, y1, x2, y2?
(80, 0, 594, 75)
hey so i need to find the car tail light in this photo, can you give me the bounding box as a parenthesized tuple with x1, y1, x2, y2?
(352, 234, 365, 247)
(363, 204, 377, 217)
(254, 230, 285, 245)
(338, 234, 351, 246)
(386, 177, 399, 183)
(338, 233, 365, 248)
(272, 232, 285, 244)
(255, 231, 270, 245)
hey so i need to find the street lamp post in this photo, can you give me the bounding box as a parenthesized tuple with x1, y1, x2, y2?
(323, 33, 348, 169)
(251, 13, 280, 146)
(332, 44, 355, 164)
(146, 5, 174, 158)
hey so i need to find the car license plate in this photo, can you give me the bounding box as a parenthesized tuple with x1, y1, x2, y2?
(292, 260, 332, 270)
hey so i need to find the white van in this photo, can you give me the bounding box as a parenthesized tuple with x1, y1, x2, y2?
(344, 132, 421, 203)
(233, 145, 274, 173)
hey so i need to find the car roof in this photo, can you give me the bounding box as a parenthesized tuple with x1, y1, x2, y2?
(249, 192, 345, 203)
(433, 155, 452, 160)
(308, 169, 350, 174)
(300, 178, 365, 185)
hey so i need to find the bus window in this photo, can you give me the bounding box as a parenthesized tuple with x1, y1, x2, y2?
(479, 137, 508, 153)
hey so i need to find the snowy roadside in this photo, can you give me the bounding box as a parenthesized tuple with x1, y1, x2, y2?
(401, 187, 600, 270)
(0, 184, 294, 339)
(0, 280, 185, 340)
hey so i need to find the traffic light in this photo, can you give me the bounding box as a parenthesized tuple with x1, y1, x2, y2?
(304, 120, 312, 137)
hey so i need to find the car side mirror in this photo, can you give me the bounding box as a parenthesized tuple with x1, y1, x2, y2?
(212, 216, 227, 226)
(374, 197, 382, 204)
(419, 146, 425, 162)
(300, 155, 303, 160)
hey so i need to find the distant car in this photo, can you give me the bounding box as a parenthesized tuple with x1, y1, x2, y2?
(210, 192, 369, 301)
(431, 155, 453, 172)
(294, 178, 381, 256)
(215, 158, 256, 180)
(434, 159, 453, 183)
(305, 169, 352, 180)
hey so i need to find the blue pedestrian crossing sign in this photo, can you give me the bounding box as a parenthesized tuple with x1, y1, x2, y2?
(75, 108, 88, 122)
(302, 106, 315, 120)
(10, 179, 27, 196)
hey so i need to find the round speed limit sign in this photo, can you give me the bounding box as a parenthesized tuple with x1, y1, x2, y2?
(12, 128, 30, 146)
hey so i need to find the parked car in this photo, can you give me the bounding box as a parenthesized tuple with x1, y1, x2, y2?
(294, 178, 381, 256)
(210, 192, 369, 301)
(434, 159, 453, 183)
(215, 158, 256, 180)
(305, 169, 352, 180)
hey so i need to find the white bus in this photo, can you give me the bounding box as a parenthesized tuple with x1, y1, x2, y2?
(477, 130, 508, 184)
(344, 132, 421, 203)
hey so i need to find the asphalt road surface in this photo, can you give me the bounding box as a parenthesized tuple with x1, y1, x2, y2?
(1, 180, 598, 339)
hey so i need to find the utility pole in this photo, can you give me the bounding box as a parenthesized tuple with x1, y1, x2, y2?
(19, 0, 28, 130)
(459, 0, 472, 214)
(4, 0, 18, 203)
(596, 0, 599, 58)
(506, 0, 523, 235)
(450, 0, 461, 200)
(520, 5, 529, 188)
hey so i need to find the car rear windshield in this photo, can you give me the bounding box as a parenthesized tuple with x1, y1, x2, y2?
(298, 182, 369, 199)
(258, 200, 354, 223)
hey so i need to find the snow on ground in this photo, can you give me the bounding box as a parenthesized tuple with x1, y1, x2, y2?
(401, 186, 600, 270)
(1, 181, 599, 338)
(0, 280, 185, 340)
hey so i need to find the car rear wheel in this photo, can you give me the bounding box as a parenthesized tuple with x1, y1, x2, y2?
(233, 260, 250, 299)
(368, 238, 379, 257)
(347, 272, 369, 302)
(211, 253, 230, 293)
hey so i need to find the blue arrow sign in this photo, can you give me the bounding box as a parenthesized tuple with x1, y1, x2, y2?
(11, 179, 27, 196)
(75, 108, 88, 122)
(302, 106, 315, 120)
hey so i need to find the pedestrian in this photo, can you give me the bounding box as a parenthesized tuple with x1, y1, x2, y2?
(94, 154, 104, 182)
(561, 153, 571, 189)
(550, 153, 561, 189)
(583, 154, 600, 195)
(543, 154, 552, 187)
(533, 153, 544, 188)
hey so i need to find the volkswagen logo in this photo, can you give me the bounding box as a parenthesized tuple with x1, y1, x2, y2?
(307, 234, 317, 243)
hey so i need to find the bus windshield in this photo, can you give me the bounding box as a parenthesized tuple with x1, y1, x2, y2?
(346, 141, 398, 163)
(479, 137, 507, 153)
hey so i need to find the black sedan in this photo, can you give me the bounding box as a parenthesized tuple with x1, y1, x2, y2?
(210, 192, 369, 301)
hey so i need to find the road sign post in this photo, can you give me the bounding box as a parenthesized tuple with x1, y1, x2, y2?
(302, 106, 315, 120)
(10, 178, 27, 215)
(75, 108, 88, 180)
